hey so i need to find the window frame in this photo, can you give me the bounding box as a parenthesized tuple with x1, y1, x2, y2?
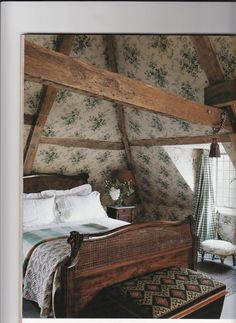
(212, 153, 236, 214)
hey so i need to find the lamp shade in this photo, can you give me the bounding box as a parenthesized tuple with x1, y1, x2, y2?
(110, 168, 135, 185)
(209, 138, 220, 158)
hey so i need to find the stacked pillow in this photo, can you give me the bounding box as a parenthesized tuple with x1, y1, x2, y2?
(23, 184, 107, 230)
(55, 191, 107, 223)
(40, 183, 92, 198)
(23, 194, 56, 229)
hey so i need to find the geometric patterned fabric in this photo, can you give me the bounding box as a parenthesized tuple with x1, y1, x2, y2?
(107, 267, 226, 318)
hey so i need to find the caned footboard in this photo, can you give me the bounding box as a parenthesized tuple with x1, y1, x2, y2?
(55, 216, 197, 318)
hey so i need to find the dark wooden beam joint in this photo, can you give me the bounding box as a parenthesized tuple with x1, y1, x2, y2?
(190, 36, 224, 85)
(24, 113, 37, 126)
(204, 80, 236, 107)
(223, 106, 236, 133)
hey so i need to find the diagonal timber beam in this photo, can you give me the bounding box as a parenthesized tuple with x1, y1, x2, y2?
(190, 36, 224, 85)
(191, 36, 236, 113)
(103, 35, 134, 170)
(103, 35, 142, 206)
(24, 36, 75, 174)
(24, 40, 232, 130)
(194, 37, 236, 109)
(191, 35, 236, 161)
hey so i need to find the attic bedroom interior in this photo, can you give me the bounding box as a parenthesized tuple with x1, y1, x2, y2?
(23, 34, 236, 319)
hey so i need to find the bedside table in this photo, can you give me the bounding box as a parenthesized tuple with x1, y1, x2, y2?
(107, 206, 136, 223)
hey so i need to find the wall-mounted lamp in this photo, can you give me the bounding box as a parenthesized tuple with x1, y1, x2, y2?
(209, 112, 226, 158)
(209, 138, 220, 157)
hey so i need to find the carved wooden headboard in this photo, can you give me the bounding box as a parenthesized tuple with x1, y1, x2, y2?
(23, 173, 89, 193)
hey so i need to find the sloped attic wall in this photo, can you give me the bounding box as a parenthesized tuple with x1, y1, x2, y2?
(24, 35, 127, 206)
(24, 34, 236, 220)
(114, 35, 235, 219)
(209, 36, 236, 167)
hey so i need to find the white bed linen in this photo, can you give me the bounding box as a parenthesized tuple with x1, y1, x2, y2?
(23, 217, 130, 260)
(23, 216, 128, 233)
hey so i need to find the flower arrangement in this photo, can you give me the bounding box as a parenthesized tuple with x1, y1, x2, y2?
(105, 178, 135, 207)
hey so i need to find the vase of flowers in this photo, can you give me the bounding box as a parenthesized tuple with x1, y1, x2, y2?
(105, 178, 135, 207)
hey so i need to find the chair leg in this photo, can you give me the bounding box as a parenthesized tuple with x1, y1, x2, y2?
(232, 254, 236, 266)
(201, 251, 205, 262)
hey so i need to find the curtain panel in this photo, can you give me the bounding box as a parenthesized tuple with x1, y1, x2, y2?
(194, 150, 217, 253)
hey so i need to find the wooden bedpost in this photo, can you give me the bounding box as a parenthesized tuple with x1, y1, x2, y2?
(65, 231, 84, 267)
(187, 215, 198, 270)
(55, 231, 84, 318)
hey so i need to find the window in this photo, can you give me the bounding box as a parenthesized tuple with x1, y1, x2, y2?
(212, 154, 236, 211)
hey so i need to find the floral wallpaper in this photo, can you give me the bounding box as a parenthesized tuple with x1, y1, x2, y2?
(210, 36, 236, 79)
(24, 35, 236, 236)
(218, 214, 236, 244)
(33, 144, 127, 206)
(130, 146, 196, 221)
(116, 35, 208, 103)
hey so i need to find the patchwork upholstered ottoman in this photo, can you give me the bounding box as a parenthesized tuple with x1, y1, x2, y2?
(106, 267, 226, 319)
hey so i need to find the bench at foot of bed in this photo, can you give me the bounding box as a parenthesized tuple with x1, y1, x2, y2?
(101, 267, 226, 319)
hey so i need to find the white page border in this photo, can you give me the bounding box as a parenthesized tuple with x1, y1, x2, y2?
(1, 2, 236, 323)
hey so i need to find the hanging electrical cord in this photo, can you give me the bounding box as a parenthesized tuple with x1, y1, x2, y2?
(209, 112, 226, 158)
(212, 112, 226, 134)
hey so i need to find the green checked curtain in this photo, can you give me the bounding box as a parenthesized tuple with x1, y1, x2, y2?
(193, 150, 217, 254)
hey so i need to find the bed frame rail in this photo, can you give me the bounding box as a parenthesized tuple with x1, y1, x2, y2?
(56, 216, 197, 318)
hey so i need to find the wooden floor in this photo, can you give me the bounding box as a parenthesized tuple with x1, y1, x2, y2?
(197, 256, 236, 296)
(23, 256, 236, 319)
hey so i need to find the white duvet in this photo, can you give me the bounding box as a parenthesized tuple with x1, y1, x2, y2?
(23, 216, 129, 233)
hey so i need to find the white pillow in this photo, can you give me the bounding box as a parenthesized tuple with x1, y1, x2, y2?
(41, 184, 92, 198)
(56, 191, 108, 223)
(23, 196, 55, 229)
(23, 192, 42, 198)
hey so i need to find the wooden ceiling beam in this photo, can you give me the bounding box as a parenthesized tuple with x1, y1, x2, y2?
(191, 35, 236, 161)
(40, 137, 123, 150)
(38, 133, 232, 150)
(130, 133, 231, 147)
(24, 36, 75, 175)
(24, 40, 232, 130)
(191, 36, 236, 114)
(190, 36, 224, 85)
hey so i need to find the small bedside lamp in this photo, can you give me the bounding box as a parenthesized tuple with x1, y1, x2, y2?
(114, 169, 135, 186)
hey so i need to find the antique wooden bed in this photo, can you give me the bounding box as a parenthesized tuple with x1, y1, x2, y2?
(23, 173, 199, 318)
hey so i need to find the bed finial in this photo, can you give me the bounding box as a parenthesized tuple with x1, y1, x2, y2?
(65, 231, 84, 268)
